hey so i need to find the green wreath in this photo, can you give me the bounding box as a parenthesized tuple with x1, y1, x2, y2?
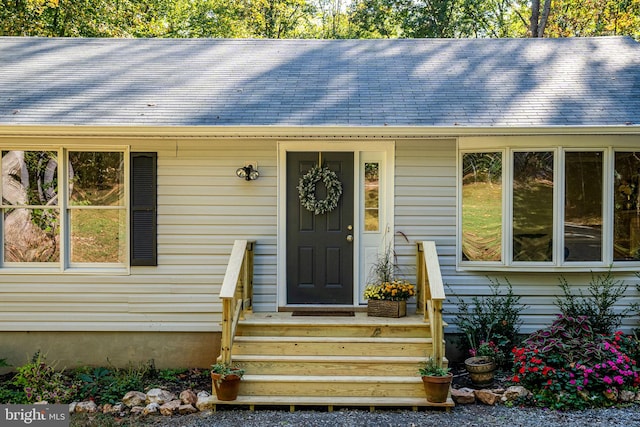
(297, 165, 343, 215)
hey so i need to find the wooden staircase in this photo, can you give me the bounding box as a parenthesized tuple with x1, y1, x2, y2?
(214, 312, 453, 410)
(215, 240, 452, 410)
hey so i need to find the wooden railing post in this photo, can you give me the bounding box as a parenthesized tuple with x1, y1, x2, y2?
(219, 240, 255, 365)
(416, 241, 446, 368)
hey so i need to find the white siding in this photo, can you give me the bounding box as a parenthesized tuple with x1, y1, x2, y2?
(0, 138, 278, 332)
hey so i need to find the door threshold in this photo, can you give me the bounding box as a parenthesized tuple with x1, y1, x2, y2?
(279, 306, 367, 313)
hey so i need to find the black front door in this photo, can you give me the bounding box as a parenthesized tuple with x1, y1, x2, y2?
(286, 152, 354, 304)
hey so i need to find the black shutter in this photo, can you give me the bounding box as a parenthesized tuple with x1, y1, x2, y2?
(130, 152, 157, 266)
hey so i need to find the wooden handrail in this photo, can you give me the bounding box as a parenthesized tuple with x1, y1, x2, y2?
(416, 241, 446, 367)
(219, 240, 255, 365)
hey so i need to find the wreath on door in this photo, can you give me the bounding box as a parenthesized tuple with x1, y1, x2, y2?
(297, 165, 343, 215)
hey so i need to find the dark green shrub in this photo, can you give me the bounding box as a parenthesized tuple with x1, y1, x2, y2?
(449, 278, 526, 366)
(556, 268, 633, 335)
(76, 360, 153, 404)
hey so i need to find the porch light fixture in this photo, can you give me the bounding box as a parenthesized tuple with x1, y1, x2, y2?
(236, 163, 259, 181)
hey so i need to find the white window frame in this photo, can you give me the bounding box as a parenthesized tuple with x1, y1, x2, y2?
(458, 144, 640, 272)
(0, 145, 130, 274)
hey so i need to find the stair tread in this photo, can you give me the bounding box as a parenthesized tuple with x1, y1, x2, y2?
(209, 395, 454, 407)
(233, 354, 427, 362)
(242, 374, 423, 383)
(234, 336, 432, 343)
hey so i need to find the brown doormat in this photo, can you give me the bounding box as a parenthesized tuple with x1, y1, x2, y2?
(292, 311, 355, 317)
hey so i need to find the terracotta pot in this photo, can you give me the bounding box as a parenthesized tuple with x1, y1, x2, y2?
(421, 373, 452, 403)
(465, 356, 496, 387)
(211, 371, 242, 401)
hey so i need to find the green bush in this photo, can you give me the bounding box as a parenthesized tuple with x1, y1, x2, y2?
(556, 268, 634, 335)
(449, 278, 526, 366)
(11, 351, 78, 404)
(75, 360, 153, 404)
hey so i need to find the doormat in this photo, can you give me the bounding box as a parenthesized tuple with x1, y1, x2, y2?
(292, 311, 355, 317)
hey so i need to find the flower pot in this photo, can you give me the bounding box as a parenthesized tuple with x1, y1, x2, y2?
(367, 300, 406, 318)
(421, 373, 453, 403)
(211, 371, 242, 401)
(465, 356, 496, 387)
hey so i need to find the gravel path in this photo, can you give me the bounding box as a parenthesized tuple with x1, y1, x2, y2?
(151, 405, 640, 427)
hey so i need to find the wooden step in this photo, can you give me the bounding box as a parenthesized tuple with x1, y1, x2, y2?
(232, 354, 425, 376)
(232, 336, 433, 357)
(206, 395, 454, 410)
(239, 375, 426, 398)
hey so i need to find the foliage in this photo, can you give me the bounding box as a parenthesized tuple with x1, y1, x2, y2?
(363, 280, 415, 301)
(211, 363, 245, 381)
(75, 359, 153, 405)
(469, 340, 506, 366)
(10, 351, 78, 404)
(555, 269, 634, 335)
(449, 278, 526, 367)
(418, 358, 451, 377)
(511, 315, 640, 409)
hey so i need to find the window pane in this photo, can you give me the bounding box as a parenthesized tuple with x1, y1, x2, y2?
(2, 150, 58, 206)
(614, 152, 640, 261)
(364, 163, 379, 232)
(461, 153, 502, 261)
(69, 152, 124, 206)
(513, 152, 554, 262)
(4, 208, 59, 262)
(564, 152, 603, 262)
(70, 209, 126, 263)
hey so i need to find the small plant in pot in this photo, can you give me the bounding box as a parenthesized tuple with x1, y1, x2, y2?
(465, 340, 503, 387)
(210, 362, 245, 401)
(418, 358, 452, 403)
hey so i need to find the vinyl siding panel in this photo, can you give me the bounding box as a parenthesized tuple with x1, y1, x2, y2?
(0, 137, 278, 332)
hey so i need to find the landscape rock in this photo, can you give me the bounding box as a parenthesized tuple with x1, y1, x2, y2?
(179, 404, 198, 415)
(196, 392, 217, 411)
(504, 386, 532, 401)
(102, 404, 113, 414)
(146, 388, 176, 405)
(129, 406, 144, 415)
(451, 388, 475, 404)
(160, 400, 182, 416)
(142, 402, 160, 416)
(68, 402, 77, 414)
(75, 401, 98, 413)
(104, 403, 125, 414)
(620, 390, 635, 402)
(475, 389, 500, 406)
(180, 389, 198, 405)
(122, 391, 147, 407)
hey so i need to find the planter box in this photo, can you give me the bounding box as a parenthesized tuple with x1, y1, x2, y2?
(367, 299, 406, 318)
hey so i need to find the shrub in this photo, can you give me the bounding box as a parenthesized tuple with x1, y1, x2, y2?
(11, 351, 78, 404)
(512, 315, 640, 409)
(449, 278, 526, 366)
(76, 360, 153, 404)
(556, 268, 633, 335)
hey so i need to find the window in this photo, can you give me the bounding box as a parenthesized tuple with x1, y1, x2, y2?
(0, 149, 157, 271)
(364, 162, 380, 232)
(459, 148, 639, 268)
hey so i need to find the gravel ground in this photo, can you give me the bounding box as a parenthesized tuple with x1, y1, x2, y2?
(149, 405, 640, 427)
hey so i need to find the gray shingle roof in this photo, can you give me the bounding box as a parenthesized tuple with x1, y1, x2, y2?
(0, 36, 638, 128)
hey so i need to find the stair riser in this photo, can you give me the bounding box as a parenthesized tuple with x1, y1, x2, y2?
(238, 381, 426, 398)
(238, 325, 431, 338)
(234, 361, 423, 376)
(232, 342, 431, 357)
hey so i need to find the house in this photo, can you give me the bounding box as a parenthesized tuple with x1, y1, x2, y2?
(0, 36, 639, 406)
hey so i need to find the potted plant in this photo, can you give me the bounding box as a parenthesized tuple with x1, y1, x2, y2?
(210, 362, 245, 401)
(464, 340, 502, 387)
(364, 242, 415, 317)
(418, 358, 452, 403)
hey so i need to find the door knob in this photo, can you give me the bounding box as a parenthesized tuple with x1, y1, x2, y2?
(346, 234, 354, 243)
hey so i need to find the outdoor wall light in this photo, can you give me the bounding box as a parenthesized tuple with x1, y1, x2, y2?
(236, 163, 259, 181)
